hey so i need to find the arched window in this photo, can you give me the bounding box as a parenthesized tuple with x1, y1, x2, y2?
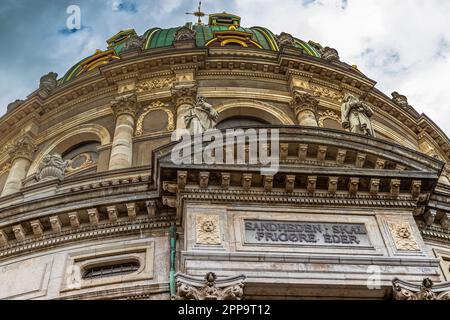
(217, 116, 269, 130)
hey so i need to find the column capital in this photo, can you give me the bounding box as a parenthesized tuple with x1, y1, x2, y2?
(291, 90, 320, 117)
(393, 278, 450, 300)
(171, 81, 198, 108)
(172, 272, 246, 300)
(110, 93, 139, 119)
(8, 135, 36, 162)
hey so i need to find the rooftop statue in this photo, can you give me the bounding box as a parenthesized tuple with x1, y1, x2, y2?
(184, 96, 219, 135)
(341, 94, 375, 137)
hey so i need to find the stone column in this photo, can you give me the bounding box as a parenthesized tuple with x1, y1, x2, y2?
(109, 93, 139, 171)
(1, 136, 36, 197)
(291, 90, 320, 127)
(171, 81, 198, 139)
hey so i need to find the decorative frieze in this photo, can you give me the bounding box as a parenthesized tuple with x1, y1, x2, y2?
(196, 215, 221, 245)
(173, 272, 245, 301)
(388, 221, 420, 251)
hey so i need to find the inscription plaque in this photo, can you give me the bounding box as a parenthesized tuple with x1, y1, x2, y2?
(244, 220, 371, 247)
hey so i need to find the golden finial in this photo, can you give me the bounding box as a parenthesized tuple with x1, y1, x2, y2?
(186, 1, 207, 25)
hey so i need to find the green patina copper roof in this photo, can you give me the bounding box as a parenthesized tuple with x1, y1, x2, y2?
(60, 13, 322, 85)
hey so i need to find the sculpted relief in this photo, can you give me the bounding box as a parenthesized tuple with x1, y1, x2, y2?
(341, 94, 375, 137)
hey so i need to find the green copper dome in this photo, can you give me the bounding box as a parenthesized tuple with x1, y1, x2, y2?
(59, 13, 321, 84)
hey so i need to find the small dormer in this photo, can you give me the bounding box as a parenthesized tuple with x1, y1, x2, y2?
(208, 12, 241, 27)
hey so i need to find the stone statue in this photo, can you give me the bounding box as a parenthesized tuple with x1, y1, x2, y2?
(391, 91, 410, 109)
(277, 32, 295, 47)
(341, 94, 375, 137)
(184, 96, 219, 135)
(36, 154, 69, 182)
(39, 72, 58, 91)
(320, 47, 340, 62)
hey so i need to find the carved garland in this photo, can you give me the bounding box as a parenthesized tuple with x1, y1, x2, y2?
(318, 110, 341, 128)
(136, 78, 176, 93)
(135, 101, 175, 136)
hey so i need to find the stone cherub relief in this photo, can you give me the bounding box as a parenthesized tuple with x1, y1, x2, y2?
(341, 94, 375, 137)
(184, 96, 219, 135)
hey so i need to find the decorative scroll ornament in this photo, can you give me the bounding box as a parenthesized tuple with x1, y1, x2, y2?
(174, 26, 196, 41)
(184, 96, 219, 135)
(320, 47, 340, 62)
(388, 221, 420, 251)
(66, 153, 95, 173)
(135, 101, 175, 136)
(136, 77, 176, 93)
(196, 215, 221, 245)
(39, 72, 58, 91)
(172, 272, 246, 300)
(391, 92, 410, 109)
(318, 110, 341, 128)
(36, 154, 69, 182)
(123, 35, 144, 51)
(111, 93, 139, 118)
(277, 32, 295, 47)
(341, 93, 375, 137)
(393, 278, 450, 300)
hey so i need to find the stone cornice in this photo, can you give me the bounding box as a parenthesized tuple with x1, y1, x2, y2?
(0, 216, 175, 260)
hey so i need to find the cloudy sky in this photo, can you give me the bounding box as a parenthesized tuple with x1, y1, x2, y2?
(1, 0, 450, 134)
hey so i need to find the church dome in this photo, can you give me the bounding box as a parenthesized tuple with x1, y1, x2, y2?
(60, 12, 322, 84)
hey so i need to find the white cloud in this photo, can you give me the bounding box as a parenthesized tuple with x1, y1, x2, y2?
(234, 0, 450, 134)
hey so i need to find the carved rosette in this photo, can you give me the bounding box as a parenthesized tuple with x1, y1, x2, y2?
(388, 221, 420, 251)
(36, 154, 69, 182)
(277, 32, 295, 47)
(171, 82, 198, 108)
(8, 136, 37, 162)
(291, 90, 320, 117)
(320, 47, 340, 62)
(393, 278, 450, 300)
(111, 93, 139, 119)
(196, 215, 221, 245)
(172, 272, 246, 300)
(174, 26, 196, 41)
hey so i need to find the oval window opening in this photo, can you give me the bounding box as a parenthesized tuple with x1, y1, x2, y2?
(82, 259, 140, 280)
